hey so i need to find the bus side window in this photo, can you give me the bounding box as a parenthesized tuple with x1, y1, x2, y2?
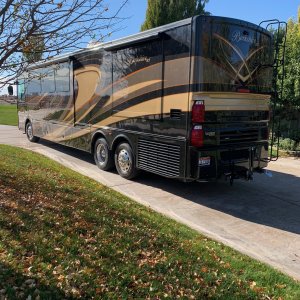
(55, 62, 70, 93)
(27, 70, 41, 96)
(112, 40, 163, 118)
(41, 67, 55, 93)
(162, 25, 191, 119)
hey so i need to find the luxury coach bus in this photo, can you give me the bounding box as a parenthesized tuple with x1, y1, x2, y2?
(17, 16, 275, 183)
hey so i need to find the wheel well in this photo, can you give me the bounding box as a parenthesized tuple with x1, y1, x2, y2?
(112, 136, 132, 154)
(91, 132, 106, 154)
(91, 133, 133, 155)
(24, 119, 31, 132)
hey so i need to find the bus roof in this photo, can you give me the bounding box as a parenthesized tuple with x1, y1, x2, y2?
(28, 17, 193, 70)
(27, 15, 270, 70)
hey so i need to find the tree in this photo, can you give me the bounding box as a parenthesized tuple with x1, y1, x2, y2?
(22, 34, 45, 63)
(0, 0, 128, 87)
(281, 15, 300, 110)
(141, 0, 209, 31)
(271, 9, 300, 142)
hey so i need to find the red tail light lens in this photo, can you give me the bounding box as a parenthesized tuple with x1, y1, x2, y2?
(237, 88, 250, 93)
(192, 100, 205, 123)
(191, 125, 204, 147)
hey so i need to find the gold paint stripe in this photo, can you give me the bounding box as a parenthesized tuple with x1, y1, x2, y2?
(205, 105, 269, 111)
(89, 79, 162, 123)
(55, 91, 269, 142)
(193, 92, 270, 111)
(192, 91, 271, 100)
(73, 56, 191, 124)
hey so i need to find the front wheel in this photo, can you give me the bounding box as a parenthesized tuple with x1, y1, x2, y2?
(26, 122, 39, 143)
(94, 138, 114, 171)
(115, 143, 138, 179)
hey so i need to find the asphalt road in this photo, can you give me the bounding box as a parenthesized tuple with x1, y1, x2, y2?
(0, 125, 300, 281)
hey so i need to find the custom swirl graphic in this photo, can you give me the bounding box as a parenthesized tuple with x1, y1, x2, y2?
(214, 33, 265, 84)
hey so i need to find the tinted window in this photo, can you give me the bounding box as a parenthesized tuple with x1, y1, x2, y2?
(41, 67, 55, 93)
(112, 40, 162, 115)
(164, 25, 191, 60)
(27, 71, 41, 95)
(55, 62, 70, 92)
(196, 18, 273, 93)
(163, 25, 191, 90)
(210, 23, 273, 81)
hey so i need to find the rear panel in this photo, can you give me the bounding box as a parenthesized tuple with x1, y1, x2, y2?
(193, 16, 273, 93)
(188, 16, 273, 180)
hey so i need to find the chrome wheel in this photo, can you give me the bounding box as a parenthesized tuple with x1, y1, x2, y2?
(115, 142, 138, 179)
(26, 122, 39, 142)
(96, 143, 107, 166)
(27, 123, 33, 140)
(117, 149, 131, 173)
(93, 138, 114, 171)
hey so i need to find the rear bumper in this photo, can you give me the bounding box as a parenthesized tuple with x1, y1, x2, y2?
(189, 142, 269, 181)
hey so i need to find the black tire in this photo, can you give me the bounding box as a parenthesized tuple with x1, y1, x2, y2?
(114, 142, 138, 179)
(26, 122, 40, 143)
(94, 138, 114, 171)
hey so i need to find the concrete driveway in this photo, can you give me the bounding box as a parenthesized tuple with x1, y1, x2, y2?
(0, 125, 299, 281)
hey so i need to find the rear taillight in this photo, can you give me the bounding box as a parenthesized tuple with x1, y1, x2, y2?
(237, 88, 250, 93)
(191, 125, 204, 147)
(192, 100, 205, 123)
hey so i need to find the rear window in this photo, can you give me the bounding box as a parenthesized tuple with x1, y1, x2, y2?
(195, 18, 273, 93)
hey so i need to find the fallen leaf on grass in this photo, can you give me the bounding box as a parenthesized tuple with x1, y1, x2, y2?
(275, 284, 287, 289)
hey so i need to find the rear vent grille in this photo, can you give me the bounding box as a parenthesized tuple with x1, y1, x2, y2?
(170, 109, 182, 120)
(220, 128, 259, 145)
(138, 139, 181, 177)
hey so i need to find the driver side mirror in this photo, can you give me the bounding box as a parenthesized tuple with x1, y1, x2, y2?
(7, 85, 13, 95)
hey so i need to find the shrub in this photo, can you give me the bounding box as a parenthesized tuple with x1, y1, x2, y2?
(278, 138, 300, 151)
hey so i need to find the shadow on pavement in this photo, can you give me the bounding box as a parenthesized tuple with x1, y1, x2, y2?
(138, 171, 300, 236)
(39, 139, 94, 164)
(37, 139, 300, 236)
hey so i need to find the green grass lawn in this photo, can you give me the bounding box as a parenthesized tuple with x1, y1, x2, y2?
(0, 104, 18, 126)
(0, 145, 299, 299)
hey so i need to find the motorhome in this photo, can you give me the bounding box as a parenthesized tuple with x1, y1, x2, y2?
(18, 15, 278, 183)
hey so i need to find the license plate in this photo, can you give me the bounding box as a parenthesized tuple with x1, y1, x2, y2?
(199, 157, 211, 166)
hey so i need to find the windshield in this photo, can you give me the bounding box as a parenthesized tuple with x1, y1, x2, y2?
(194, 17, 273, 93)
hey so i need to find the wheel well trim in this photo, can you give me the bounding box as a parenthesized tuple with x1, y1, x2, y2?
(24, 118, 34, 133)
(91, 131, 134, 155)
(90, 130, 108, 154)
(112, 134, 133, 153)
(25, 118, 32, 127)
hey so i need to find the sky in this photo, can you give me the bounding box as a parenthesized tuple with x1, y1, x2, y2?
(108, 0, 300, 40)
(1, 0, 299, 95)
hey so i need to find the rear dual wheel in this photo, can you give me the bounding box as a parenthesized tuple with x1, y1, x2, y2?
(94, 138, 138, 179)
(114, 143, 138, 180)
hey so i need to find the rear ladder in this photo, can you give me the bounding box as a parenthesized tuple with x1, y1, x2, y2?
(259, 19, 287, 161)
